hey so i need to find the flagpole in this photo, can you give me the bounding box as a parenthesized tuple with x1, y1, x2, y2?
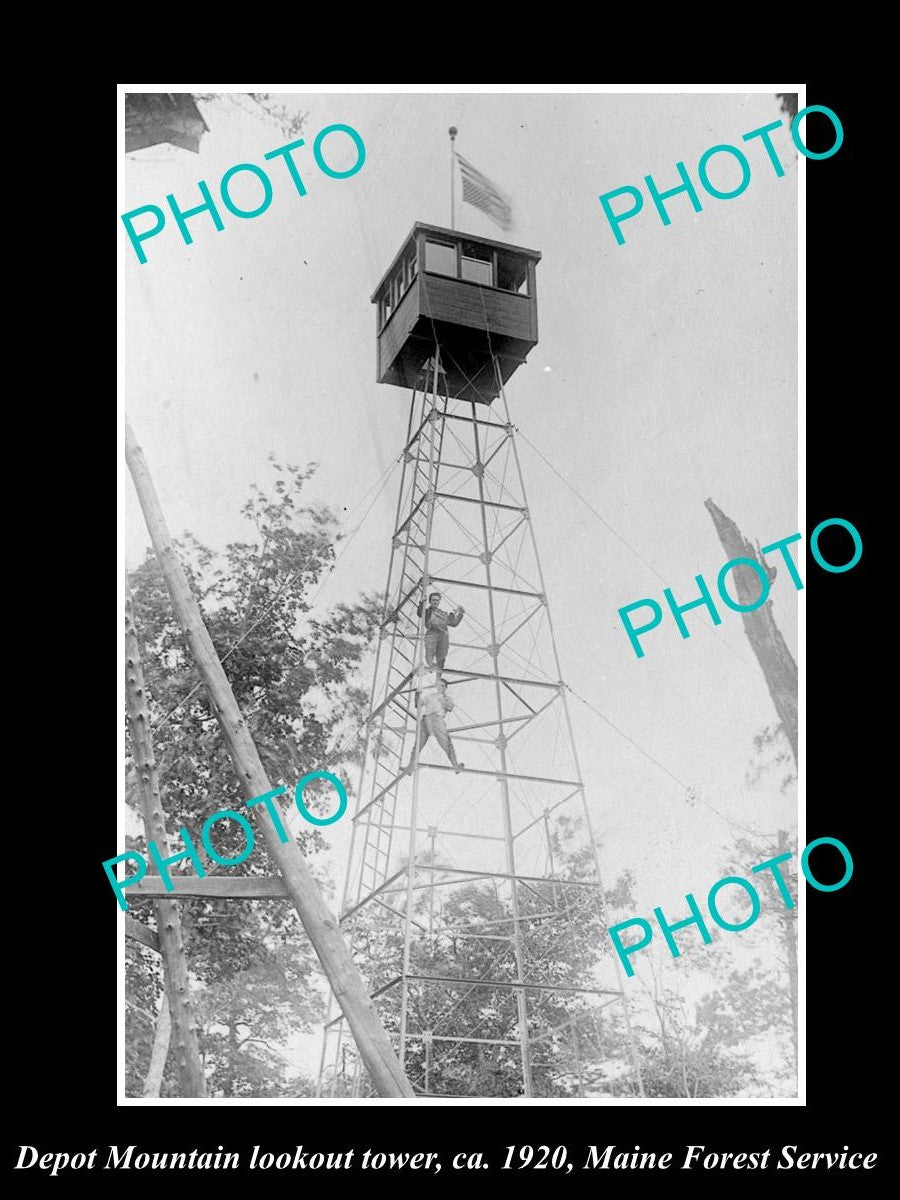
(449, 126, 457, 229)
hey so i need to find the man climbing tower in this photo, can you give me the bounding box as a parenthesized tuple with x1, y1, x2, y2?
(417, 586, 465, 670)
(402, 674, 465, 775)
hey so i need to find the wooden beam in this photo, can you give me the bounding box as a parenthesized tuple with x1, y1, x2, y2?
(124, 914, 161, 952)
(125, 418, 414, 1098)
(129, 876, 288, 900)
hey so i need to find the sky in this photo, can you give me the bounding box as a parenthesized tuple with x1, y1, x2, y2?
(120, 88, 799, 1085)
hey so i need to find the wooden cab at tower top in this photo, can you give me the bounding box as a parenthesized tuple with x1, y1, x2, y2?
(371, 222, 540, 405)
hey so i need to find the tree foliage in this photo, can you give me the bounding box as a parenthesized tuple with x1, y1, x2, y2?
(745, 723, 796, 793)
(632, 962, 763, 1098)
(331, 820, 640, 1098)
(125, 459, 380, 1096)
(777, 93, 799, 121)
(192, 93, 309, 141)
(630, 723, 798, 1099)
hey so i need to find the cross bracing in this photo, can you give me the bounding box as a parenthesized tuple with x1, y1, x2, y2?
(317, 352, 642, 1098)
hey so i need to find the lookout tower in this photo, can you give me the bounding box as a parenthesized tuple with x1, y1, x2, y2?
(371, 223, 540, 405)
(318, 223, 641, 1098)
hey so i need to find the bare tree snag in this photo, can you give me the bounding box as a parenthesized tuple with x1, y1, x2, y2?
(143, 995, 172, 1097)
(126, 593, 207, 1097)
(124, 417, 414, 1098)
(704, 498, 798, 764)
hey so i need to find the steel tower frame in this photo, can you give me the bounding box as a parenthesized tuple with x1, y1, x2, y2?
(317, 350, 642, 1098)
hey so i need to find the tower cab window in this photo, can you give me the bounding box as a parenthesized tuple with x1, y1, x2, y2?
(425, 240, 457, 277)
(460, 242, 492, 285)
(402, 248, 417, 291)
(379, 245, 418, 329)
(420, 235, 530, 294)
(497, 251, 528, 295)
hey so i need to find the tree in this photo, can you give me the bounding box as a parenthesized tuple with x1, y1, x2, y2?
(777, 94, 799, 121)
(125, 93, 308, 157)
(736, 721, 798, 1079)
(194, 93, 308, 140)
(125, 458, 381, 1096)
(712, 826, 798, 1092)
(125, 942, 168, 1097)
(334, 817, 640, 1097)
(745, 723, 796, 794)
(641, 726, 798, 1100)
(626, 723, 798, 1099)
(631, 958, 764, 1098)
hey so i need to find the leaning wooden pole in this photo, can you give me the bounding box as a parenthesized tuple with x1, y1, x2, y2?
(704, 498, 798, 765)
(125, 593, 207, 1097)
(124, 418, 414, 1098)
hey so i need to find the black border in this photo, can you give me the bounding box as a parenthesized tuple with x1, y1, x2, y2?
(9, 80, 885, 1185)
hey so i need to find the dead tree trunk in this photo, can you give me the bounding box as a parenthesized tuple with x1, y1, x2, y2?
(125, 595, 207, 1097)
(704, 498, 798, 765)
(124, 418, 414, 1098)
(143, 995, 172, 1097)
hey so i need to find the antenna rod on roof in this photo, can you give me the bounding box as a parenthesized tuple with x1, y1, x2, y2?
(449, 126, 458, 229)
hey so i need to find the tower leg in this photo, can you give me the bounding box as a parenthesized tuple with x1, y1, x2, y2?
(320, 358, 642, 1098)
(400, 353, 447, 1071)
(471, 399, 533, 1096)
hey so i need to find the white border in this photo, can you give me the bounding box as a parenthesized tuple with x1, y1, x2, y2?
(118, 82, 806, 1107)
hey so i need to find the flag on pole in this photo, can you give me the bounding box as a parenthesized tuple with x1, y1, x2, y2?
(457, 154, 513, 231)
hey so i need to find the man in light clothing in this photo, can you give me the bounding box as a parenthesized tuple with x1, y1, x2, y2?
(402, 675, 464, 775)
